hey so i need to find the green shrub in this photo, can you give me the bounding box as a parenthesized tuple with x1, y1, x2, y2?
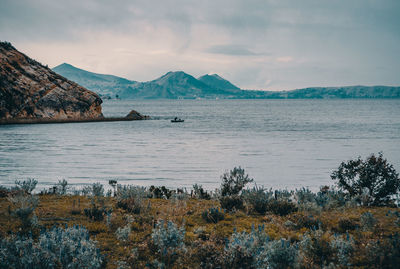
(150, 186, 172, 199)
(337, 218, 358, 233)
(257, 239, 298, 269)
(242, 187, 273, 215)
(151, 220, 186, 267)
(84, 198, 111, 221)
(360, 211, 377, 231)
(220, 167, 253, 196)
(331, 153, 400, 206)
(7, 191, 39, 233)
(0, 226, 102, 268)
(267, 199, 297, 216)
(219, 195, 244, 211)
(193, 184, 211, 199)
(202, 207, 225, 223)
(15, 178, 37, 194)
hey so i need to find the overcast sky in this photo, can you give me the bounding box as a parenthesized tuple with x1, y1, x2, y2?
(1, 0, 399, 90)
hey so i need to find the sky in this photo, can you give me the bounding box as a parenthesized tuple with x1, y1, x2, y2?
(0, 0, 399, 90)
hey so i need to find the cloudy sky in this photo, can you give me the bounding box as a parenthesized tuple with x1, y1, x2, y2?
(1, 0, 399, 90)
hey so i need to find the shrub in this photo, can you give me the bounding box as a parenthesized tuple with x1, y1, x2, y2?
(223, 225, 267, 268)
(337, 218, 358, 233)
(242, 186, 273, 214)
(295, 187, 316, 205)
(292, 214, 321, 229)
(115, 224, 131, 242)
(257, 239, 298, 269)
(0, 225, 102, 268)
(360, 211, 377, 231)
(92, 183, 104, 197)
(56, 179, 68, 195)
(364, 234, 400, 268)
(150, 186, 172, 199)
(193, 184, 211, 199)
(15, 178, 37, 194)
(8, 192, 39, 233)
(219, 195, 244, 211)
(267, 199, 297, 216)
(299, 230, 335, 267)
(202, 207, 225, 223)
(331, 153, 400, 206)
(220, 167, 253, 196)
(116, 185, 151, 214)
(151, 220, 186, 266)
(84, 198, 111, 221)
(330, 234, 354, 266)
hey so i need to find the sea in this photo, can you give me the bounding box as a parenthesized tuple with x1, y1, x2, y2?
(0, 99, 399, 192)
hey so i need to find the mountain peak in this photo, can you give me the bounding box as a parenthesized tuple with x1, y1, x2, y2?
(198, 73, 240, 91)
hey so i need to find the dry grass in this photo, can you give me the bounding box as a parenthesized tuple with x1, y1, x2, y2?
(1, 194, 399, 268)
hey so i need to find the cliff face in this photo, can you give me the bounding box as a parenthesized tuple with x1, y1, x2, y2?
(0, 42, 103, 120)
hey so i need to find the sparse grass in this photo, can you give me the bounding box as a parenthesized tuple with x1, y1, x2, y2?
(1, 193, 399, 268)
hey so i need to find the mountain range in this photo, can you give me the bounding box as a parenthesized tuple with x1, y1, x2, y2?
(53, 63, 400, 99)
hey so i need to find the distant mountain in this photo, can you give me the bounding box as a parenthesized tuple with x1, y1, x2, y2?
(52, 63, 400, 99)
(118, 71, 233, 99)
(53, 63, 137, 97)
(198, 74, 240, 91)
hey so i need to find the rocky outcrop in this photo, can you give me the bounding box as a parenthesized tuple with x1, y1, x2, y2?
(125, 109, 149, 120)
(0, 42, 103, 121)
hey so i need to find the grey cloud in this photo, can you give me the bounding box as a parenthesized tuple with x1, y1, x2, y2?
(205, 45, 263, 56)
(0, 0, 399, 90)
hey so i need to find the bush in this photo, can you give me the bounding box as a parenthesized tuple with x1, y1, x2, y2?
(116, 185, 151, 214)
(220, 167, 253, 196)
(202, 207, 225, 223)
(242, 187, 273, 214)
(56, 179, 68, 195)
(360, 211, 377, 231)
(151, 220, 186, 266)
(219, 195, 244, 211)
(150, 186, 172, 199)
(193, 184, 211, 199)
(330, 234, 354, 266)
(364, 234, 400, 268)
(299, 230, 335, 267)
(267, 199, 297, 216)
(331, 153, 400, 206)
(15, 178, 37, 194)
(223, 225, 267, 268)
(257, 239, 298, 269)
(115, 224, 131, 242)
(8, 192, 39, 233)
(0, 226, 102, 268)
(84, 198, 111, 221)
(92, 183, 104, 197)
(337, 218, 358, 233)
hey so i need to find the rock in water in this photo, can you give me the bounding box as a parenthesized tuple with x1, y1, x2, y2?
(125, 109, 149, 120)
(0, 42, 103, 121)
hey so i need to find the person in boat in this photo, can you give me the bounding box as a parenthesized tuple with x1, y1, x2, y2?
(174, 117, 178, 121)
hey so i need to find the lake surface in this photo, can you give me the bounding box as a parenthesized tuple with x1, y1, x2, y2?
(1, 99, 399, 191)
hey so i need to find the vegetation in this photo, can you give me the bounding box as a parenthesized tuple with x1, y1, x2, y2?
(0, 154, 399, 268)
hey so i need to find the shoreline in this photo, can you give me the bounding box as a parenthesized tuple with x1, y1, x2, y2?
(0, 115, 150, 125)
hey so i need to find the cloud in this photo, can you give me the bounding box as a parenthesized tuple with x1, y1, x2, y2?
(276, 56, 293, 63)
(0, 0, 399, 90)
(205, 45, 262, 56)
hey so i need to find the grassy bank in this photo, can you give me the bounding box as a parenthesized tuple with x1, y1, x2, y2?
(1, 154, 400, 268)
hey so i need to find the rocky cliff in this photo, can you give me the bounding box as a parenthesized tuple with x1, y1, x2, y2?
(0, 42, 103, 121)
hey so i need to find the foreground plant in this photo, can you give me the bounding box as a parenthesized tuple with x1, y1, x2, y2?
(0, 225, 103, 269)
(331, 152, 400, 206)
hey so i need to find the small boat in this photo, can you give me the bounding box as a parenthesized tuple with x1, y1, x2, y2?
(171, 117, 184, 123)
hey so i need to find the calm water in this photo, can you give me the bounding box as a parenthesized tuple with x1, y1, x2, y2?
(0, 99, 399, 191)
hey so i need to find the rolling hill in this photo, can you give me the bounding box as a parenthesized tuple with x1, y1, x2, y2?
(52, 63, 400, 99)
